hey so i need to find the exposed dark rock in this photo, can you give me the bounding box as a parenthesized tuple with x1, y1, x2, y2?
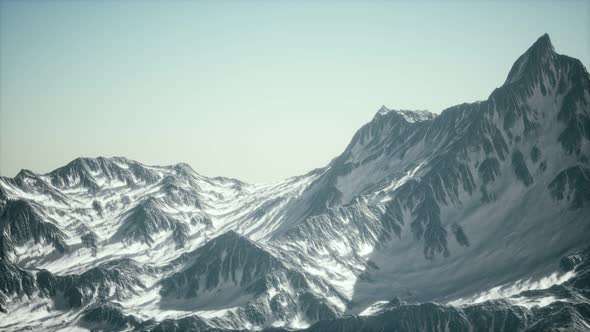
(512, 150, 534, 186)
(0, 199, 69, 255)
(549, 166, 590, 208)
(37, 259, 148, 309)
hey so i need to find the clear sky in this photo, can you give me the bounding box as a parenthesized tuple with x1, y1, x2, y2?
(1, 1, 589, 182)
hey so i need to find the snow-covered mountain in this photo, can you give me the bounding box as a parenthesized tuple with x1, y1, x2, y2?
(1, 34, 589, 331)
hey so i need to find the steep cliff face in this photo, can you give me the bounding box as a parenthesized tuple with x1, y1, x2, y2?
(0, 199, 69, 257)
(0, 34, 589, 331)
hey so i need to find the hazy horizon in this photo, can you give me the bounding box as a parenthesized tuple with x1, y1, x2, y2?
(1, 1, 589, 182)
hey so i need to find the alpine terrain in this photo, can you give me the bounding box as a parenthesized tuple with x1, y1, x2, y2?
(1, 34, 590, 331)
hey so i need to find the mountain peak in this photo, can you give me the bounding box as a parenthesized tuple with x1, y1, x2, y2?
(504, 33, 556, 85)
(376, 105, 390, 116)
(534, 33, 553, 50)
(526, 33, 555, 61)
(15, 169, 38, 179)
(211, 230, 250, 245)
(374, 108, 435, 123)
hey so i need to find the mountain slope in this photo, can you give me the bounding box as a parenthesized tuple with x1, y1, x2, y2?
(340, 33, 590, 309)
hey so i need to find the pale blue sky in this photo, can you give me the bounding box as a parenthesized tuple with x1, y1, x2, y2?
(1, 1, 589, 182)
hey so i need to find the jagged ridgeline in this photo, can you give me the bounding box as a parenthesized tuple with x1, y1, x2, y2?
(0, 34, 589, 331)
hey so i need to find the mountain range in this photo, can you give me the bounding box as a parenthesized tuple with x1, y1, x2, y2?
(1, 34, 589, 331)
